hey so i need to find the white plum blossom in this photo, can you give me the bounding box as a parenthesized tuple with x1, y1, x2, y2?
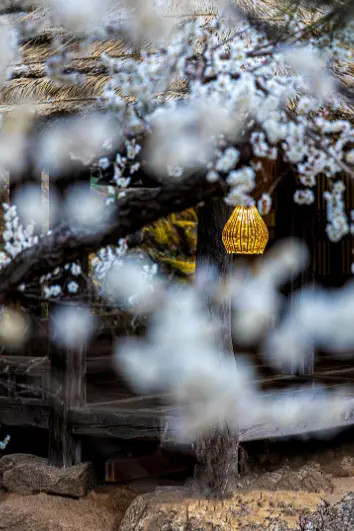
(116, 257, 354, 440)
(225, 167, 256, 206)
(91, 238, 128, 286)
(294, 189, 315, 205)
(231, 277, 280, 344)
(206, 170, 220, 183)
(215, 147, 240, 173)
(0, 205, 38, 279)
(36, 115, 121, 175)
(44, 285, 62, 298)
(98, 157, 110, 170)
(258, 193, 272, 215)
(67, 281, 79, 294)
(71, 264, 82, 276)
(11, 183, 57, 229)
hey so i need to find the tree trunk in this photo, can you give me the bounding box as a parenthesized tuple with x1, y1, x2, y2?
(193, 198, 239, 499)
(196, 198, 233, 354)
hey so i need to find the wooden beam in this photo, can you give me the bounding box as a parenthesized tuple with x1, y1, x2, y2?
(0, 394, 353, 445)
(0, 356, 49, 375)
(2, 355, 354, 391)
(0, 398, 49, 429)
(239, 414, 354, 442)
(69, 404, 354, 443)
(70, 406, 166, 440)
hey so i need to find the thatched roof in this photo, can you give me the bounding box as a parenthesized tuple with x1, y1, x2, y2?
(0, 0, 340, 119)
(0, 2, 215, 117)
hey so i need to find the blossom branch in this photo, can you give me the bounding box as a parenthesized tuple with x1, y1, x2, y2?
(0, 176, 226, 305)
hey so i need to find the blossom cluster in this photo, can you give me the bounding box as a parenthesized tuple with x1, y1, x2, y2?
(39, 262, 82, 299)
(98, 138, 141, 190)
(0, 204, 38, 267)
(91, 238, 129, 285)
(90, 6, 354, 245)
(92, 241, 159, 311)
(6, 2, 354, 246)
(324, 180, 349, 242)
(0, 194, 158, 307)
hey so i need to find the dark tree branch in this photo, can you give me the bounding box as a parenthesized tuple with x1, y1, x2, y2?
(0, 175, 227, 305)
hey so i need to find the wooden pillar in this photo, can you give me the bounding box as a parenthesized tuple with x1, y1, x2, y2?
(47, 151, 90, 468)
(194, 198, 239, 499)
(275, 169, 316, 375)
(48, 342, 86, 467)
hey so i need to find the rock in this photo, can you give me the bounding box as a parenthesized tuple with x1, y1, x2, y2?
(304, 492, 354, 530)
(0, 454, 41, 488)
(339, 457, 354, 477)
(1, 454, 95, 497)
(0, 492, 115, 531)
(119, 486, 322, 531)
(238, 463, 334, 494)
(335, 492, 354, 527)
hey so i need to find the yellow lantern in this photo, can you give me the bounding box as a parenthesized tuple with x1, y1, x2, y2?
(222, 205, 269, 254)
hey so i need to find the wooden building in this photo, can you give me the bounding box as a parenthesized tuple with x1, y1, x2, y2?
(0, 1, 354, 479)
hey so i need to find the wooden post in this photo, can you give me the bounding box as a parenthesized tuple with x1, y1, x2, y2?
(47, 146, 90, 467)
(194, 198, 239, 499)
(275, 168, 316, 376)
(48, 343, 86, 467)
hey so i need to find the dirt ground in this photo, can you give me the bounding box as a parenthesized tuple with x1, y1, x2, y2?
(1, 439, 354, 530)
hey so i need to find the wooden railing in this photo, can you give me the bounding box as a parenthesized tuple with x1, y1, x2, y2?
(1, 351, 354, 469)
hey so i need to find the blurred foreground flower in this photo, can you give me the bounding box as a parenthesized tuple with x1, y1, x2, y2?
(0, 108, 34, 175)
(146, 100, 239, 179)
(65, 184, 111, 234)
(12, 183, 56, 229)
(114, 237, 354, 441)
(0, 308, 28, 349)
(283, 45, 336, 101)
(36, 115, 121, 176)
(43, 0, 115, 33)
(101, 257, 160, 312)
(0, 21, 18, 82)
(50, 305, 96, 349)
